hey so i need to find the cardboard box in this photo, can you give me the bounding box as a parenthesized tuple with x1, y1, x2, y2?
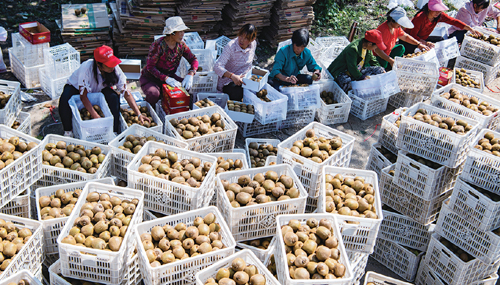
(162, 84, 190, 109)
(19, 22, 50, 45)
(61, 3, 109, 31)
(165, 106, 189, 115)
(243, 66, 269, 92)
(119, 59, 141, 80)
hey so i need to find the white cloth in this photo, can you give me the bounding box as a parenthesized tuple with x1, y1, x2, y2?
(67, 59, 128, 96)
(449, 2, 500, 34)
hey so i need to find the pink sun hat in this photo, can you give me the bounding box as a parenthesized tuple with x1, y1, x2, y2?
(428, 0, 449, 11)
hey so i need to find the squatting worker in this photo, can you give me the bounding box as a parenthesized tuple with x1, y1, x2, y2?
(328, 29, 386, 93)
(58, 45, 150, 138)
(375, 7, 431, 70)
(449, 0, 500, 44)
(403, 0, 481, 54)
(213, 24, 257, 101)
(268, 28, 322, 90)
(140, 16, 199, 106)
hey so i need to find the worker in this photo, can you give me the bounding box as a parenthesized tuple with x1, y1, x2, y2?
(449, 0, 500, 44)
(58, 45, 150, 137)
(268, 28, 322, 90)
(140, 16, 199, 106)
(213, 24, 257, 101)
(375, 7, 431, 70)
(403, 0, 481, 54)
(328, 30, 386, 93)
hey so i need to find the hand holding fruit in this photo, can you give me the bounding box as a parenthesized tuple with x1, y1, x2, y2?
(139, 114, 151, 125)
(312, 70, 321, 81)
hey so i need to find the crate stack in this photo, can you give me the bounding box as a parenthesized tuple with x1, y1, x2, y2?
(8, 33, 48, 88)
(221, 0, 276, 38)
(178, 0, 228, 40)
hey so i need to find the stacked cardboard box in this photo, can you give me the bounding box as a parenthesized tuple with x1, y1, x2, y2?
(221, 0, 276, 38)
(178, 0, 228, 40)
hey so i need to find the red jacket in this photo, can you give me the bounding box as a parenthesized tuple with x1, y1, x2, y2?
(405, 11, 466, 41)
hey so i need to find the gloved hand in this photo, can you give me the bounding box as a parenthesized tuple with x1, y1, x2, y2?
(165, 77, 181, 88)
(182, 75, 194, 90)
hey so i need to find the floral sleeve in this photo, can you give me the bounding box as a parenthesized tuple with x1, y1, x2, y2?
(144, 39, 168, 82)
(182, 43, 199, 73)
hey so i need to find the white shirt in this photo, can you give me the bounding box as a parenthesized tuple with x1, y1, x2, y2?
(67, 59, 128, 96)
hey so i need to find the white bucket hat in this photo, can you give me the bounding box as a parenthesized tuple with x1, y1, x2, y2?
(163, 16, 190, 35)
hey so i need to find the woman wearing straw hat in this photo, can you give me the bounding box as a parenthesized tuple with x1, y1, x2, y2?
(403, 0, 481, 54)
(140, 16, 199, 106)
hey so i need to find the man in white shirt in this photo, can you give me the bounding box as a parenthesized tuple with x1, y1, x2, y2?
(58, 45, 149, 137)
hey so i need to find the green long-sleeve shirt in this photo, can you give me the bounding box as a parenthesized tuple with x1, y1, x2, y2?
(327, 38, 380, 80)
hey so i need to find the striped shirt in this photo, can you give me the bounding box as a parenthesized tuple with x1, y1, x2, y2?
(214, 38, 256, 91)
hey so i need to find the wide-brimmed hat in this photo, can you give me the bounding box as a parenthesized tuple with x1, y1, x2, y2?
(163, 16, 190, 35)
(390, 7, 414, 29)
(428, 0, 449, 11)
(365, 30, 387, 51)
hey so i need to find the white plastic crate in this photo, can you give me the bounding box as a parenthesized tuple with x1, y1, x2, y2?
(318, 167, 383, 254)
(0, 79, 22, 127)
(347, 90, 389, 121)
(1, 269, 43, 285)
(236, 120, 279, 137)
(0, 189, 30, 218)
(216, 164, 307, 241)
(436, 200, 500, 264)
(449, 178, 500, 231)
(411, 48, 440, 69)
(274, 213, 354, 285)
(243, 66, 270, 92)
(315, 80, 352, 125)
(318, 44, 347, 67)
(236, 236, 277, 263)
(244, 138, 280, 168)
(277, 39, 322, 56)
(277, 122, 355, 196)
(424, 233, 500, 285)
(143, 209, 157, 221)
(183, 32, 204, 49)
(243, 84, 288, 125)
(280, 83, 321, 111)
(134, 206, 236, 285)
(416, 263, 499, 285)
(57, 183, 144, 284)
(388, 91, 424, 109)
(393, 57, 439, 96)
(215, 35, 231, 58)
(36, 178, 115, 257)
(434, 37, 460, 67)
(164, 105, 237, 153)
(195, 249, 280, 285)
(177, 49, 215, 77)
(43, 43, 80, 79)
(379, 208, 434, 251)
(348, 251, 370, 285)
(380, 164, 451, 225)
(278, 109, 316, 130)
(11, 111, 31, 135)
(127, 141, 217, 215)
(0, 125, 42, 209)
(351, 70, 399, 99)
(461, 129, 500, 195)
(119, 101, 163, 133)
(0, 214, 43, 280)
(11, 33, 48, 66)
(195, 92, 229, 109)
(461, 27, 500, 66)
(393, 150, 462, 200)
(265, 156, 277, 166)
(316, 36, 350, 50)
(69, 92, 115, 143)
(396, 102, 480, 168)
(371, 238, 424, 281)
(155, 100, 166, 126)
(430, 84, 500, 130)
(363, 272, 414, 285)
(451, 68, 484, 93)
(364, 142, 394, 177)
(8, 47, 44, 88)
(377, 108, 405, 155)
(455, 55, 500, 84)
(190, 71, 218, 95)
(109, 124, 187, 181)
(39, 66, 68, 100)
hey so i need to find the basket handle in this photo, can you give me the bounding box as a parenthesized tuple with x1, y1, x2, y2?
(467, 189, 480, 200)
(409, 162, 421, 171)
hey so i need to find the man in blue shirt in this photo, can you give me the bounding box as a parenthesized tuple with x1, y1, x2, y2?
(269, 28, 322, 90)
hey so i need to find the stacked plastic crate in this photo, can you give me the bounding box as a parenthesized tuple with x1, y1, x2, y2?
(8, 33, 48, 88)
(39, 43, 80, 100)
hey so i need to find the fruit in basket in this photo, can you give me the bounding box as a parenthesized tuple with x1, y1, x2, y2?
(138, 151, 212, 188)
(227, 101, 254, 114)
(403, 50, 428, 59)
(324, 174, 378, 219)
(376, 146, 397, 163)
(474, 131, 500, 156)
(195, 98, 216, 109)
(141, 212, 225, 266)
(7, 279, 32, 285)
(0, 218, 32, 274)
(80, 105, 105, 121)
(121, 106, 157, 128)
(221, 170, 300, 207)
(42, 142, 105, 173)
(10, 120, 22, 130)
(410, 108, 473, 134)
(267, 254, 277, 278)
(256, 89, 271, 102)
(455, 69, 481, 89)
(469, 33, 500, 46)
(169, 113, 226, 139)
(0, 136, 37, 171)
(118, 134, 163, 154)
(284, 84, 309, 88)
(38, 188, 82, 220)
(251, 74, 262, 82)
(439, 237, 474, 261)
(241, 236, 273, 250)
(214, 156, 245, 174)
(441, 88, 498, 116)
(61, 191, 138, 252)
(285, 129, 343, 163)
(0, 91, 12, 110)
(279, 218, 347, 279)
(320, 91, 338, 105)
(203, 258, 266, 285)
(248, 142, 277, 168)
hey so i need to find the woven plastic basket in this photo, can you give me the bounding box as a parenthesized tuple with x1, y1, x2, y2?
(1, 269, 42, 285)
(377, 108, 405, 155)
(461, 27, 500, 66)
(244, 138, 280, 168)
(455, 55, 500, 84)
(363, 272, 414, 285)
(393, 57, 439, 96)
(315, 80, 352, 125)
(243, 84, 288, 125)
(119, 101, 163, 133)
(451, 68, 484, 93)
(371, 238, 424, 281)
(0, 188, 30, 218)
(0, 79, 22, 127)
(347, 90, 389, 121)
(236, 236, 277, 263)
(416, 263, 499, 285)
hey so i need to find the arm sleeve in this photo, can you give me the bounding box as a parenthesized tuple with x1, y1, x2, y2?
(182, 43, 199, 72)
(269, 48, 286, 78)
(440, 13, 467, 30)
(366, 50, 381, 67)
(487, 6, 500, 19)
(114, 65, 128, 96)
(144, 40, 168, 82)
(455, 7, 473, 28)
(305, 49, 322, 72)
(406, 14, 423, 41)
(78, 61, 92, 96)
(346, 48, 363, 80)
(213, 41, 232, 77)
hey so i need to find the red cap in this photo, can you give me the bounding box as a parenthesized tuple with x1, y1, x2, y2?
(94, 45, 121, 68)
(364, 30, 387, 51)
